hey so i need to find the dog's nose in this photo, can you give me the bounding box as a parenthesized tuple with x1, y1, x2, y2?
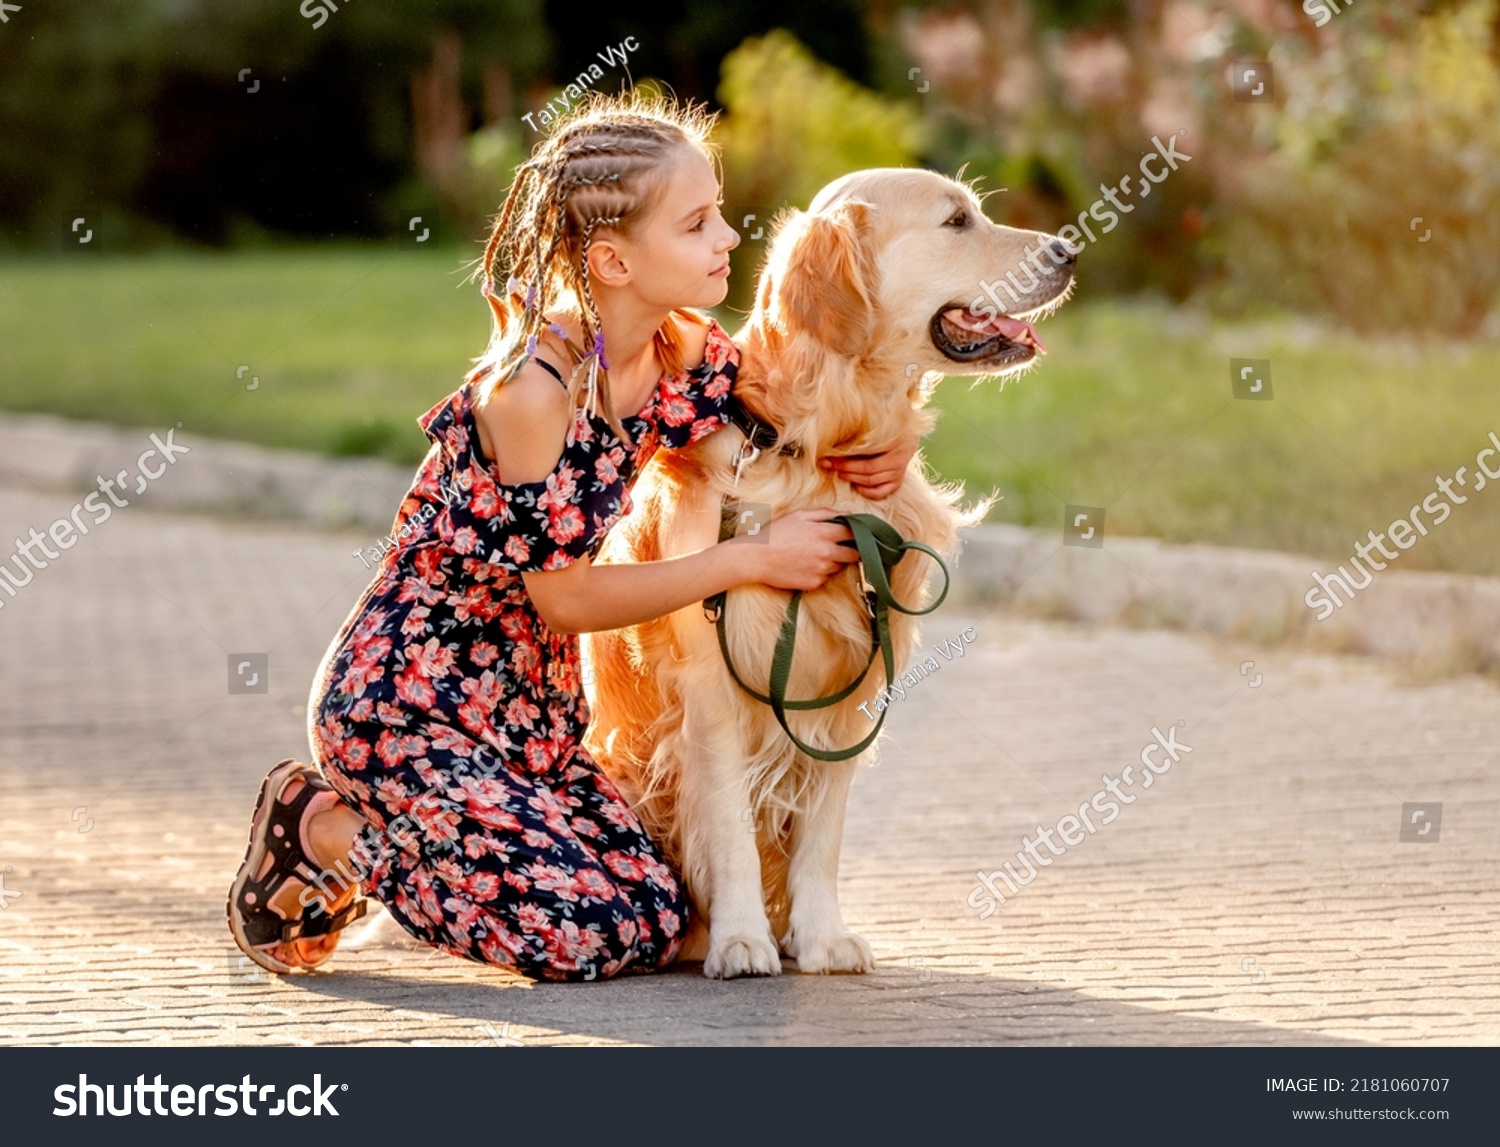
(1047, 237, 1078, 265)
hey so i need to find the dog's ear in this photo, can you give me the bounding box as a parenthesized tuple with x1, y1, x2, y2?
(769, 200, 876, 355)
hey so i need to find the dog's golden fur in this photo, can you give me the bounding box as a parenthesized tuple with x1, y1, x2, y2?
(584, 168, 1073, 978)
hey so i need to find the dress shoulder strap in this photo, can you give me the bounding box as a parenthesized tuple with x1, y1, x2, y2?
(527, 355, 568, 389)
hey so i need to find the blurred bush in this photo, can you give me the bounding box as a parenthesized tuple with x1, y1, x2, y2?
(1218, 1, 1500, 337)
(713, 29, 927, 312)
(893, 0, 1217, 301)
(896, 0, 1500, 334)
(716, 29, 926, 206)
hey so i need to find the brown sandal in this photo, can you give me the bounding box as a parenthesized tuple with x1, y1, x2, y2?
(227, 758, 368, 974)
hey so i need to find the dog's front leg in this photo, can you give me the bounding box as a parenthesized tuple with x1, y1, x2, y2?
(679, 707, 781, 979)
(780, 759, 876, 973)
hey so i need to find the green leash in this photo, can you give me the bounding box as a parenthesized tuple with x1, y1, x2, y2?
(703, 509, 950, 762)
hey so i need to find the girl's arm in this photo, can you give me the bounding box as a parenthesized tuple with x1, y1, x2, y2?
(474, 357, 858, 636)
(522, 509, 857, 635)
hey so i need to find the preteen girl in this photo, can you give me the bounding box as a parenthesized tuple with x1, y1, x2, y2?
(227, 91, 917, 983)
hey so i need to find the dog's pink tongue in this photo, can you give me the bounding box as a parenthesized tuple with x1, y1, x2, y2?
(945, 307, 1047, 354)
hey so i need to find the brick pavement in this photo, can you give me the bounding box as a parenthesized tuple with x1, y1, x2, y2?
(0, 482, 1496, 1046)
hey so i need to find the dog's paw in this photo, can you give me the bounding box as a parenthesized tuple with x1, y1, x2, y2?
(784, 929, 875, 974)
(703, 931, 782, 979)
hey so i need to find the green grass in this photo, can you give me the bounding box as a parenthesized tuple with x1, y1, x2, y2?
(2, 250, 1497, 576)
(0, 247, 490, 465)
(925, 303, 1500, 576)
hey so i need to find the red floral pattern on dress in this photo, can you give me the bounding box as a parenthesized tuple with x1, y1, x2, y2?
(308, 317, 737, 982)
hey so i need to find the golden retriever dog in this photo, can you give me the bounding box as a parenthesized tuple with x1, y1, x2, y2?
(584, 168, 1075, 979)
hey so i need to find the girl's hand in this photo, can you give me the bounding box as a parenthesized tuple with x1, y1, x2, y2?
(818, 430, 919, 500)
(743, 508, 860, 592)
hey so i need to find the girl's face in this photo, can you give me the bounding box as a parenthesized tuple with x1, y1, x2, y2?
(608, 146, 739, 310)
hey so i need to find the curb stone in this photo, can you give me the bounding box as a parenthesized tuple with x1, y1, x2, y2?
(0, 410, 411, 533)
(3, 410, 1496, 672)
(955, 524, 1500, 673)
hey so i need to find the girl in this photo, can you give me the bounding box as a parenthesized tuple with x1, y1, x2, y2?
(227, 91, 917, 983)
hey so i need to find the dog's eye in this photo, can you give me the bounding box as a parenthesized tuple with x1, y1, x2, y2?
(944, 211, 970, 229)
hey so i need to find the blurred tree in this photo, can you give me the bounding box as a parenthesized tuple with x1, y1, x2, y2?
(537, 0, 873, 99)
(0, 0, 546, 247)
(0, 0, 878, 249)
(0, 0, 177, 247)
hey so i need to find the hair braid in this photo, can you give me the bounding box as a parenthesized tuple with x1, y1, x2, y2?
(573, 213, 630, 442)
(463, 90, 723, 448)
(478, 164, 538, 298)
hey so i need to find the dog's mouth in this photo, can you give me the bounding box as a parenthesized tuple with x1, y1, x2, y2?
(930, 306, 1047, 365)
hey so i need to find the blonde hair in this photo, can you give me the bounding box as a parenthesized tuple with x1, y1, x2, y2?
(465, 89, 722, 445)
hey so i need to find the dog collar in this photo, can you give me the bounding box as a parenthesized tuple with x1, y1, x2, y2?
(725, 395, 802, 460)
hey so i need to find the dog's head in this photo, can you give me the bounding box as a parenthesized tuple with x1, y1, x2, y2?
(751, 168, 1074, 384)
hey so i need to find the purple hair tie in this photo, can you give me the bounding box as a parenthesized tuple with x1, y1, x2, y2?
(524, 333, 538, 356)
(548, 322, 567, 340)
(523, 283, 538, 309)
(480, 278, 496, 298)
(592, 331, 609, 370)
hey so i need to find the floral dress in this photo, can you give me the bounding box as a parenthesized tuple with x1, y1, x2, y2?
(307, 318, 737, 982)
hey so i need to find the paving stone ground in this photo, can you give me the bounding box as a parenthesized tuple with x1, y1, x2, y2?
(0, 481, 1496, 1046)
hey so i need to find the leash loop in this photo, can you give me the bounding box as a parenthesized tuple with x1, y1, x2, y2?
(705, 512, 950, 762)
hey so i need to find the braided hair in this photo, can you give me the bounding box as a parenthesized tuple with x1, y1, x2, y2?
(465, 90, 721, 446)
